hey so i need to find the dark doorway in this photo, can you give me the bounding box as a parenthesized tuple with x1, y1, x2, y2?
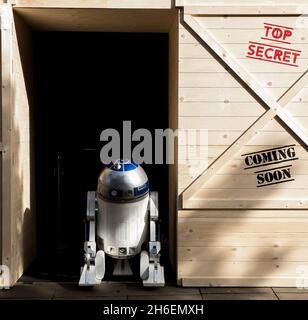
(30, 32, 169, 280)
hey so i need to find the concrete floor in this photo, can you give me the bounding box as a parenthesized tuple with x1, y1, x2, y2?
(1, 283, 308, 300)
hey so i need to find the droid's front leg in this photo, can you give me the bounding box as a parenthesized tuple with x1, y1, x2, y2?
(141, 191, 165, 287)
(79, 191, 105, 286)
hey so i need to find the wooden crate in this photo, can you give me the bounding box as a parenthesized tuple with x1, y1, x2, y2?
(2, 0, 308, 288)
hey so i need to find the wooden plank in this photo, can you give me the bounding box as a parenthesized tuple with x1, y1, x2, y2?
(180, 43, 212, 58)
(179, 261, 304, 277)
(179, 102, 263, 117)
(14, 0, 173, 9)
(179, 102, 308, 117)
(180, 72, 241, 88)
(178, 219, 308, 234)
(181, 29, 308, 45)
(178, 145, 308, 161)
(1, 4, 13, 285)
(179, 166, 308, 179)
(179, 58, 308, 73)
(178, 145, 221, 160)
(0, 4, 35, 286)
(0, 282, 57, 299)
(15, 0, 109, 7)
(179, 116, 308, 130)
(179, 116, 308, 131)
(179, 115, 258, 129)
(179, 174, 308, 190)
(178, 216, 308, 223)
(181, 276, 300, 287)
(180, 43, 308, 59)
(273, 287, 308, 293)
(184, 5, 308, 15)
(178, 246, 308, 262)
(179, 27, 308, 45)
(179, 73, 306, 89)
(178, 172, 307, 190)
(121, 284, 200, 296)
(14, 8, 176, 33)
(179, 88, 259, 102)
(179, 131, 298, 145)
(182, 131, 258, 148)
(11, 9, 36, 283)
(179, 87, 288, 102)
(181, 161, 308, 176)
(178, 236, 308, 247)
(183, 199, 308, 209)
(178, 144, 308, 164)
(276, 293, 308, 300)
(167, 10, 178, 272)
(178, 210, 308, 219)
(201, 287, 274, 294)
(201, 293, 277, 300)
(193, 16, 308, 30)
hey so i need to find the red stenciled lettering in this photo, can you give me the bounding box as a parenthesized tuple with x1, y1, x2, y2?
(246, 23, 300, 67)
(255, 45, 264, 57)
(264, 25, 272, 37)
(246, 41, 301, 67)
(283, 51, 291, 63)
(264, 48, 273, 59)
(247, 44, 256, 56)
(263, 23, 294, 43)
(272, 27, 283, 39)
(273, 49, 283, 61)
(292, 52, 300, 64)
(283, 29, 293, 40)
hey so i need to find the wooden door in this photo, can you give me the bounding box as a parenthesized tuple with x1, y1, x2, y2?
(177, 2, 308, 286)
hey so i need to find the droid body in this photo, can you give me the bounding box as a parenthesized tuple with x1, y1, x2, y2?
(79, 159, 165, 287)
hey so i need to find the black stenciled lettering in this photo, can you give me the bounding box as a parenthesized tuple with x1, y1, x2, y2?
(257, 173, 265, 185)
(242, 145, 298, 169)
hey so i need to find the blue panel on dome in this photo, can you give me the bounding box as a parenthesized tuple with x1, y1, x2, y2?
(107, 159, 139, 172)
(123, 162, 138, 171)
(133, 181, 149, 196)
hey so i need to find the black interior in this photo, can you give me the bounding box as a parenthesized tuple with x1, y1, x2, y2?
(28, 32, 170, 281)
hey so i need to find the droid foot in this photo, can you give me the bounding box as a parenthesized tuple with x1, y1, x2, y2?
(79, 264, 101, 286)
(142, 263, 165, 287)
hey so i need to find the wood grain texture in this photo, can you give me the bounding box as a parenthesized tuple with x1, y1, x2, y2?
(14, 0, 172, 9)
(178, 12, 308, 285)
(1, 4, 13, 276)
(14, 8, 176, 32)
(182, 276, 301, 287)
(8, 8, 36, 286)
(181, 3, 308, 15)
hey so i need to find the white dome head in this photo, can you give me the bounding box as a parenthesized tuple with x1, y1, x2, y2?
(97, 159, 149, 202)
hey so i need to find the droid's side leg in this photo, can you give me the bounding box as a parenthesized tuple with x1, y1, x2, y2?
(79, 191, 105, 286)
(141, 191, 165, 287)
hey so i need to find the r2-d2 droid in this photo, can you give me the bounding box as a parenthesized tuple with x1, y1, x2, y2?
(79, 159, 165, 287)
